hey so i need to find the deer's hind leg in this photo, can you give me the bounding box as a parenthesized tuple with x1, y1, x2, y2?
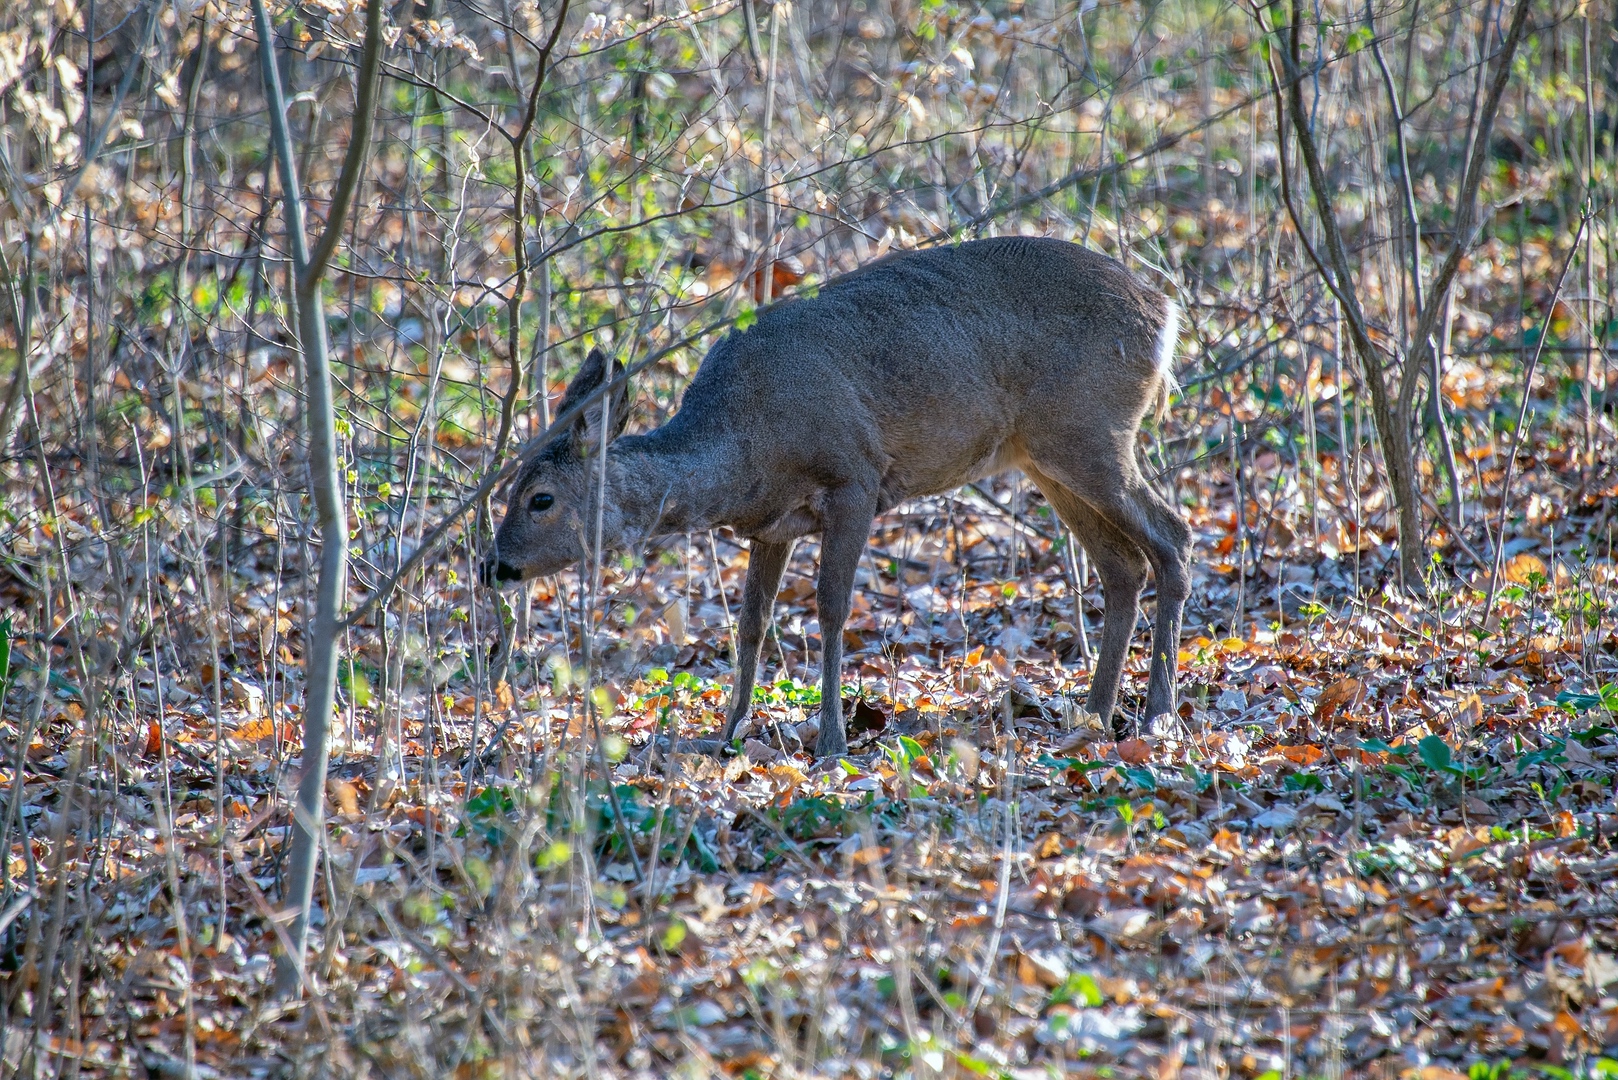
(1025, 464, 1147, 735)
(1025, 444, 1191, 730)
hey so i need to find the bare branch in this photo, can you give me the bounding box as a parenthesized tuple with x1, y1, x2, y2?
(1395, 0, 1535, 419)
(302, 0, 387, 291)
(491, 0, 573, 472)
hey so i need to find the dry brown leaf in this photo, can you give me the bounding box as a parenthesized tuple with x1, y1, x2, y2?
(1504, 552, 1548, 584)
(328, 780, 360, 816)
(1117, 738, 1152, 765)
(1314, 677, 1362, 722)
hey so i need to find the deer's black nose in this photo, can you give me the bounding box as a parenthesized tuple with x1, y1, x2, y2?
(480, 558, 525, 586)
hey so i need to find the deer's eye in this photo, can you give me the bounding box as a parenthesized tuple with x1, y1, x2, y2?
(528, 492, 555, 513)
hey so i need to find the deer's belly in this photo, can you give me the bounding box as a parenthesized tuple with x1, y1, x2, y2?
(734, 433, 1027, 541)
(889, 437, 1028, 502)
(742, 505, 821, 543)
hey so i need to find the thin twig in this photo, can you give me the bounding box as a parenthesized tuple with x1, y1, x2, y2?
(1392, 0, 1536, 421)
(490, 0, 573, 471)
(1481, 212, 1591, 617)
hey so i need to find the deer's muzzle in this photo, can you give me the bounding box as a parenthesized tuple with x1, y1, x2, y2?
(479, 558, 526, 587)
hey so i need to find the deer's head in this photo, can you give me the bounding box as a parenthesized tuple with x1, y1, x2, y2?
(482, 348, 631, 585)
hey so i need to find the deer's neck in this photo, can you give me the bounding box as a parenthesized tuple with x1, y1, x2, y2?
(608, 429, 749, 542)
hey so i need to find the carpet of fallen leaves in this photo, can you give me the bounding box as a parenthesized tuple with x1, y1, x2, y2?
(5, 0, 1617, 1072)
(4, 383, 1618, 1079)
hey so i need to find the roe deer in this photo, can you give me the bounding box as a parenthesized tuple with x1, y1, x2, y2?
(485, 236, 1190, 758)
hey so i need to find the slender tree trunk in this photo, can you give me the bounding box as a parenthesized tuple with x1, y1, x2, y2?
(485, 1, 570, 686)
(1366, 0, 1464, 525)
(1265, 0, 1531, 589)
(1584, 10, 1600, 463)
(175, 13, 210, 310)
(253, 0, 385, 997)
(1268, 0, 1424, 589)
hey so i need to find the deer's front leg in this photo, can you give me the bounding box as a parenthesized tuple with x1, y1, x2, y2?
(718, 539, 793, 744)
(812, 487, 877, 759)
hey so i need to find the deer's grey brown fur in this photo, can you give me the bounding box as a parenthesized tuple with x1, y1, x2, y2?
(486, 237, 1189, 758)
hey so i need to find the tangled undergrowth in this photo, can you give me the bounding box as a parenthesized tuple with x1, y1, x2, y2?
(3, 0, 1617, 1073)
(4, 382, 1616, 1077)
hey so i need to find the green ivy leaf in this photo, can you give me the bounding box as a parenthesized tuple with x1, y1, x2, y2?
(1359, 738, 1410, 757)
(1556, 683, 1618, 714)
(1418, 735, 1455, 774)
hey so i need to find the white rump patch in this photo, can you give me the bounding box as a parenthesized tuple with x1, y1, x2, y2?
(1147, 298, 1181, 421)
(1155, 298, 1180, 390)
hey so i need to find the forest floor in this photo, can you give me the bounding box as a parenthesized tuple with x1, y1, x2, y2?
(5, 0, 1618, 1072)
(4, 394, 1618, 1080)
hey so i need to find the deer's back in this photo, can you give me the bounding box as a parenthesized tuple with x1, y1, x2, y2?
(655, 237, 1172, 520)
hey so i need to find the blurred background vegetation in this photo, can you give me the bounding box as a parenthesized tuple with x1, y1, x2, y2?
(1, 0, 1612, 644)
(0, 0, 1614, 1071)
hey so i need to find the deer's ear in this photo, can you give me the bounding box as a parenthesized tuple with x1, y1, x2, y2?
(556, 347, 608, 414)
(561, 348, 630, 456)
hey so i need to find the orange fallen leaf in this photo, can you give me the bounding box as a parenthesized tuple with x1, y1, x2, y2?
(767, 763, 808, 793)
(1277, 744, 1325, 766)
(234, 717, 276, 742)
(1550, 938, 1588, 966)
(734, 882, 773, 914)
(620, 971, 662, 1006)
(1493, 1023, 1526, 1046)
(1314, 677, 1362, 722)
(328, 780, 359, 816)
(1504, 552, 1547, 584)
(719, 1049, 776, 1075)
(1116, 738, 1152, 765)
(1446, 975, 1505, 1001)
(1447, 693, 1484, 730)
(1555, 809, 1577, 837)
